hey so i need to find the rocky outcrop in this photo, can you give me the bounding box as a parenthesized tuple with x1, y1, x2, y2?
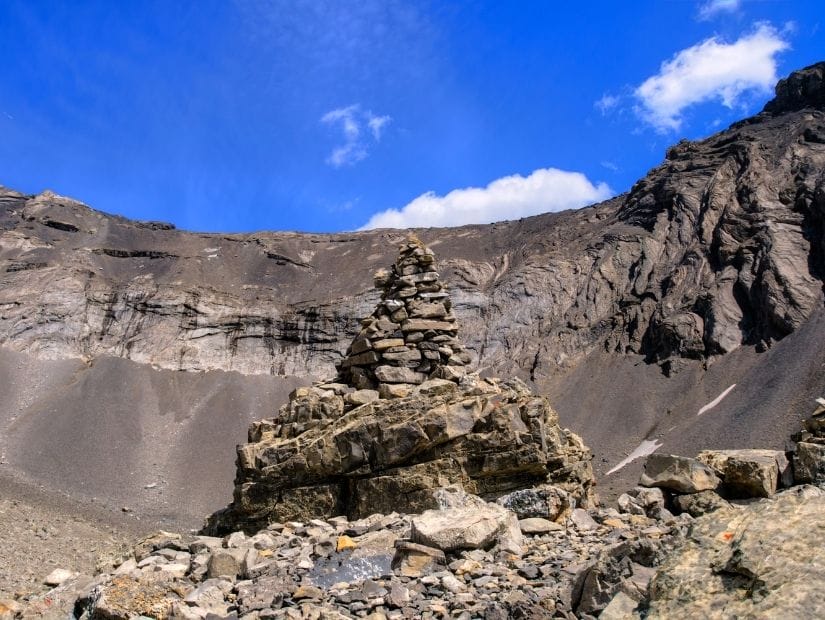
(791, 399, 825, 485)
(206, 242, 594, 534)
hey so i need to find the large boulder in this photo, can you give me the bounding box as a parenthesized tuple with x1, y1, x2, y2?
(639, 454, 720, 494)
(697, 449, 791, 498)
(647, 486, 825, 618)
(410, 487, 522, 554)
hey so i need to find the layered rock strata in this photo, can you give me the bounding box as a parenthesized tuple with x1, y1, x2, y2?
(206, 242, 594, 534)
(0, 65, 823, 385)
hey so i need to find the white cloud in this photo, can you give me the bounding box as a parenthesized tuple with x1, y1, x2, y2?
(595, 94, 620, 114)
(321, 104, 392, 167)
(367, 114, 391, 140)
(635, 24, 788, 131)
(697, 0, 741, 21)
(360, 168, 613, 230)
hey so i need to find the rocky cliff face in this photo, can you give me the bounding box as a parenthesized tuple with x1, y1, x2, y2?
(2, 63, 823, 384)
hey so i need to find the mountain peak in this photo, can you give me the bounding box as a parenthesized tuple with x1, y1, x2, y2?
(763, 61, 825, 115)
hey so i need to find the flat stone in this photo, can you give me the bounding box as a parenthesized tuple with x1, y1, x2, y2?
(380, 349, 421, 363)
(374, 366, 426, 384)
(345, 390, 379, 407)
(373, 338, 405, 351)
(518, 517, 562, 535)
(346, 351, 381, 367)
(400, 319, 456, 333)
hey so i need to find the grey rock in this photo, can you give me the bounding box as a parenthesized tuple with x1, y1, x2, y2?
(670, 490, 730, 517)
(639, 454, 720, 494)
(793, 441, 825, 485)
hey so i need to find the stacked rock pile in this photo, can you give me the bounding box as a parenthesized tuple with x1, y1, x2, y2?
(337, 237, 471, 398)
(206, 374, 595, 534)
(203, 238, 596, 534)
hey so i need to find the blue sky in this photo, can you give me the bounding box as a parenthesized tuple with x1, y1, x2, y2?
(0, 1, 821, 232)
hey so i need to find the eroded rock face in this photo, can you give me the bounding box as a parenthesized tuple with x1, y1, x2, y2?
(697, 449, 791, 498)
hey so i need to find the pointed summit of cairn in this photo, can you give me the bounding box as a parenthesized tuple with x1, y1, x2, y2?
(337, 236, 471, 398)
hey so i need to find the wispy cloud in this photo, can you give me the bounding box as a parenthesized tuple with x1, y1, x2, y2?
(360, 168, 613, 230)
(595, 94, 620, 115)
(634, 24, 788, 132)
(321, 104, 392, 168)
(697, 0, 741, 21)
(600, 161, 619, 172)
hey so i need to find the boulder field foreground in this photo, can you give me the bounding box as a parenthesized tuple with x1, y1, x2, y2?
(9, 403, 825, 619)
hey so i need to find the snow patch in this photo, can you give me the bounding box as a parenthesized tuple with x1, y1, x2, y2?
(697, 384, 737, 416)
(606, 439, 663, 476)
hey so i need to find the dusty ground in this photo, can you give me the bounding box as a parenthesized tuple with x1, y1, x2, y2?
(0, 474, 158, 600)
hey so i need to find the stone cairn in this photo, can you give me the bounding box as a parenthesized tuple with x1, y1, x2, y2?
(204, 238, 595, 534)
(336, 236, 471, 398)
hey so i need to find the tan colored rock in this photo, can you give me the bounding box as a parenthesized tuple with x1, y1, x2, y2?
(697, 449, 790, 497)
(647, 486, 825, 618)
(390, 541, 447, 578)
(378, 383, 412, 399)
(401, 319, 457, 333)
(372, 338, 405, 350)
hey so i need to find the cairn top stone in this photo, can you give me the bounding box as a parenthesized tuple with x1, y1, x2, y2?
(336, 236, 470, 394)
